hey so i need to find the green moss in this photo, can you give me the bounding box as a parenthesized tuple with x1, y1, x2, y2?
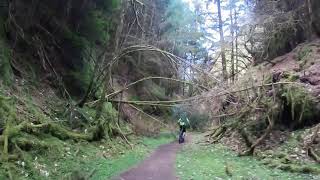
(282, 72, 300, 82)
(103, 102, 118, 120)
(99, 0, 120, 10)
(78, 106, 96, 123)
(62, 28, 88, 52)
(130, 96, 140, 101)
(0, 92, 17, 162)
(261, 154, 320, 175)
(0, 37, 13, 86)
(176, 134, 319, 179)
(0, 93, 16, 127)
(23, 95, 49, 123)
(68, 61, 94, 97)
(80, 10, 111, 45)
(296, 46, 313, 69)
(263, 73, 273, 84)
(297, 47, 312, 61)
(280, 85, 317, 125)
(0, 133, 173, 179)
(11, 134, 50, 152)
(48, 124, 93, 141)
(262, 25, 298, 61)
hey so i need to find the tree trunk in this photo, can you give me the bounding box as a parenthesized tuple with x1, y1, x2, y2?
(306, 0, 313, 40)
(230, 3, 235, 83)
(234, 8, 239, 81)
(217, 0, 228, 81)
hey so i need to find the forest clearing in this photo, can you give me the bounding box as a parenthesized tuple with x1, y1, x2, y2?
(1, 0, 320, 179)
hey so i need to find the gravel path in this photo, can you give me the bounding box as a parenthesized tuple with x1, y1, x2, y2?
(112, 135, 191, 180)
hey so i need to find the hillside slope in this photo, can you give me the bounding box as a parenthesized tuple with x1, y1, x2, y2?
(202, 39, 320, 174)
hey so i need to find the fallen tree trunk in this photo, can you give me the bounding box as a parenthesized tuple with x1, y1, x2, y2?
(0, 121, 103, 161)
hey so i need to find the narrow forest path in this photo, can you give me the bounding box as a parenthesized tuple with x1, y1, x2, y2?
(112, 135, 191, 180)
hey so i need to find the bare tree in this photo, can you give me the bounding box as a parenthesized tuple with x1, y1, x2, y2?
(216, 0, 228, 81)
(230, 0, 235, 82)
(234, 8, 239, 81)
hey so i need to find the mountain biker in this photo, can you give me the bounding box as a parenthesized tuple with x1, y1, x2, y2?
(178, 113, 190, 143)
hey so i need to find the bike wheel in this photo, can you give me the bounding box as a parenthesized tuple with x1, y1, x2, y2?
(179, 130, 184, 144)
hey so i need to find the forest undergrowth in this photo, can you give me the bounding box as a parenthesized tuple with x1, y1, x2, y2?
(200, 40, 320, 175)
(0, 79, 174, 179)
(177, 134, 320, 180)
(0, 132, 174, 179)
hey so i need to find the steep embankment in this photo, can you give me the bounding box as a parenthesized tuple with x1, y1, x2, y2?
(202, 39, 320, 175)
(0, 0, 181, 179)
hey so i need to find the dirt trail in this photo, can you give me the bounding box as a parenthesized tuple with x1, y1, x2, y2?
(112, 135, 191, 180)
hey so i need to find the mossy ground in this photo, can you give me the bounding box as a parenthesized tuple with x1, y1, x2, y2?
(176, 134, 319, 180)
(0, 133, 174, 180)
(0, 83, 175, 180)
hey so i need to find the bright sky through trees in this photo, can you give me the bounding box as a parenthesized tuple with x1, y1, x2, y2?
(180, 0, 251, 77)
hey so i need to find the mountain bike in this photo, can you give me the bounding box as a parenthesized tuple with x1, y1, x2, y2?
(178, 129, 185, 144)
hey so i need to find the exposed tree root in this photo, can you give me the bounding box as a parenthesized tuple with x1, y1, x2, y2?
(0, 121, 107, 162)
(11, 137, 48, 154)
(240, 116, 274, 156)
(47, 123, 93, 141)
(0, 122, 94, 142)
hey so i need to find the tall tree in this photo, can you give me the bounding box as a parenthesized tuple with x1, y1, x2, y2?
(234, 8, 239, 81)
(163, 0, 206, 95)
(216, 0, 228, 81)
(229, 0, 235, 82)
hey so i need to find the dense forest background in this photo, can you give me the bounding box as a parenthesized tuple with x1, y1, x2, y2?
(1, 0, 320, 179)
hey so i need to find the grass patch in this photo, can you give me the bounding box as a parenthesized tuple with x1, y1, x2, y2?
(86, 135, 174, 180)
(0, 133, 174, 179)
(176, 134, 319, 180)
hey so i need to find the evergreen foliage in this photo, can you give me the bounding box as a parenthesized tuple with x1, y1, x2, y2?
(0, 0, 120, 96)
(0, 39, 12, 85)
(163, 0, 204, 55)
(0, 17, 12, 85)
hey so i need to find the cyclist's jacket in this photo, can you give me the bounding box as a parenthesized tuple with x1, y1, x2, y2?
(178, 117, 190, 127)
